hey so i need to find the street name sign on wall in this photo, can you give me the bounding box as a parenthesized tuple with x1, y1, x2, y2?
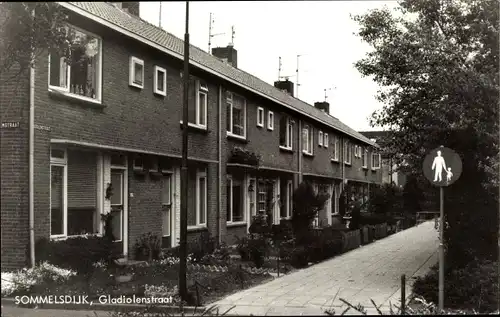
(423, 146, 462, 187)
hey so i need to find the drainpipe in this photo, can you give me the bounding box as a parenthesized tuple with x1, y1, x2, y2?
(29, 8, 36, 268)
(341, 137, 345, 195)
(297, 119, 302, 184)
(217, 85, 222, 245)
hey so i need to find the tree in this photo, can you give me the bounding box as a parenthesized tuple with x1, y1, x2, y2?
(353, 0, 498, 266)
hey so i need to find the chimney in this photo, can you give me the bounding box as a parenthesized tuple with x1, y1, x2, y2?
(314, 101, 330, 114)
(120, 2, 140, 17)
(212, 45, 238, 68)
(274, 79, 294, 97)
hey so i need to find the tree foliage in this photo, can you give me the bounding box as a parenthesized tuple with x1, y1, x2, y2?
(0, 2, 72, 80)
(353, 0, 498, 265)
(291, 182, 329, 241)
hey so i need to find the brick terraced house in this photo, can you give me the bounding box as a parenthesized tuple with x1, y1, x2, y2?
(0, 2, 382, 270)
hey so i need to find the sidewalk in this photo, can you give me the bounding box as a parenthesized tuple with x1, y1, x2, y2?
(211, 221, 439, 316)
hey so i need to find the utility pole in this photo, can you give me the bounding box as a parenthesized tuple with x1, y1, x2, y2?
(179, 0, 190, 302)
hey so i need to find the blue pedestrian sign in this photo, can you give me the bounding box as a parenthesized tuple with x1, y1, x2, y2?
(423, 146, 462, 187)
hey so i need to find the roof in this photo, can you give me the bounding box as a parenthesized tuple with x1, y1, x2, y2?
(60, 2, 377, 147)
(359, 131, 390, 141)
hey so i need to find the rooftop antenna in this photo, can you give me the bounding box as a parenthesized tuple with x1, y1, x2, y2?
(159, 2, 162, 28)
(296, 55, 302, 98)
(324, 88, 331, 102)
(208, 13, 225, 53)
(278, 57, 282, 81)
(229, 25, 235, 46)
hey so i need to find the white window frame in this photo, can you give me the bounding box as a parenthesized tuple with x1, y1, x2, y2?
(133, 156, 144, 171)
(195, 169, 208, 226)
(161, 173, 173, 237)
(257, 107, 264, 127)
(149, 157, 159, 172)
(302, 125, 313, 155)
(319, 131, 324, 147)
(344, 140, 352, 165)
(226, 175, 246, 224)
(50, 149, 68, 238)
(332, 136, 339, 161)
(267, 111, 274, 130)
(355, 145, 359, 158)
(286, 180, 293, 219)
(226, 91, 247, 139)
(153, 66, 167, 96)
(372, 153, 381, 170)
(363, 148, 368, 168)
(279, 117, 293, 150)
(47, 24, 103, 104)
(129, 56, 144, 89)
(324, 133, 329, 148)
(196, 80, 208, 128)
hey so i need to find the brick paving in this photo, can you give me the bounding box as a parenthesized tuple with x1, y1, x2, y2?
(211, 221, 438, 316)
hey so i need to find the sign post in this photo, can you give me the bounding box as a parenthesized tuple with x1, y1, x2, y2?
(423, 146, 462, 312)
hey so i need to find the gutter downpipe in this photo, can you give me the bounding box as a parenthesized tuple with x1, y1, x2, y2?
(29, 8, 36, 268)
(298, 120, 302, 184)
(217, 85, 222, 245)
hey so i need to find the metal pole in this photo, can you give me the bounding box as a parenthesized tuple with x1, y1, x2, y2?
(438, 186, 444, 312)
(401, 274, 406, 315)
(179, 0, 190, 301)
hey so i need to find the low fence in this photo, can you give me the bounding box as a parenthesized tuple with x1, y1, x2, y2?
(342, 230, 361, 252)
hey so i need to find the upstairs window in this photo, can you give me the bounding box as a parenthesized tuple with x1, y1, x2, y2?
(48, 25, 102, 102)
(129, 56, 144, 89)
(362, 148, 368, 168)
(324, 133, 329, 148)
(302, 125, 313, 155)
(372, 153, 381, 169)
(344, 140, 352, 164)
(196, 80, 208, 127)
(332, 136, 339, 161)
(319, 131, 324, 146)
(154, 66, 167, 96)
(226, 91, 246, 137)
(267, 111, 274, 130)
(257, 107, 264, 127)
(279, 116, 293, 150)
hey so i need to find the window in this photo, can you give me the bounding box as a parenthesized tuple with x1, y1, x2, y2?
(363, 148, 368, 168)
(161, 174, 172, 237)
(48, 26, 102, 102)
(319, 131, 324, 146)
(354, 145, 359, 158)
(196, 80, 208, 127)
(226, 175, 244, 223)
(154, 66, 167, 96)
(302, 125, 313, 155)
(372, 153, 381, 169)
(344, 140, 352, 164)
(284, 181, 293, 218)
(332, 136, 339, 161)
(257, 180, 274, 215)
(226, 91, 246, 137)
(279, 116, 293, 149)
(324, 133, 329, 148)
(129, 56, 144, 89)
(196, 170, 207, 226)
(50, 148, 99, 238)
(267, 111, 274, 130)
(257, 107, 264, 127)
(133, 156, 144, 171)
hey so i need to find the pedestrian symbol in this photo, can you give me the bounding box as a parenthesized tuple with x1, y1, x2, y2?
(423, 146, 462, 187)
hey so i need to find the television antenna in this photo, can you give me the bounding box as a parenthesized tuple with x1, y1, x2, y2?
(324, 86, 336, 102)
(229, 25, 235, 46)
(208, 13, 225, 53)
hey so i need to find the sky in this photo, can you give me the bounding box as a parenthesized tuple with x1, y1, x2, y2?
(140, 1, 399, 132)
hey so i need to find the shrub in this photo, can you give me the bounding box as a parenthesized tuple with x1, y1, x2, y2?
(290, 245, 309, 269)
(34, 235, 117, 275)
(188, 231, 217, 263)
(291, 182, 329, 242)
(228, 146, 261, 166)
(134, 232, 161, 262)
(366, 183, 403, 215)
(199, 243, 231, 266)
(1, 262, 76, 296)
(412, 260, 499, 313)
(235, 236, 250, 261)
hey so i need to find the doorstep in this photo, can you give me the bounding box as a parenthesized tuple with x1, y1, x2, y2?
(1, 297, 206, 315)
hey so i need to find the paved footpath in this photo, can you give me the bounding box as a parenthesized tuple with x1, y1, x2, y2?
(212, 221, 438, 316)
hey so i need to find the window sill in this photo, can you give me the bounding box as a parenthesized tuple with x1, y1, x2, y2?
(344, 162, 352, 166)
(48, 89, 104, 109)
(129, 82, 144, 89)
(257, 123, 264, 128)
(227, 221, 247, 228)
(372, 167, 380, 171)
(331, 158, 340, 163)
(187, 225, 208, 232)
(279, 146, 293, 153)
(227, 133, 249, 143)
(153, 90, 166, 97)
(302, 151, 314, 157)
(179, 121, 209, 134)
(362, 166, 368, 170)
(50, 233, 102, 241)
